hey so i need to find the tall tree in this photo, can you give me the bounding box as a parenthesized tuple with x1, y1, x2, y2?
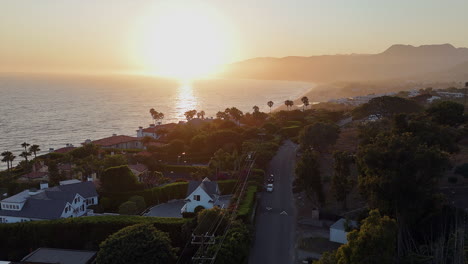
(1, 151, 14, 172)
(331, 151, 354, 209)
(19, 151, 31, 162)
(426, 100, 465, 126)
(252, 105, 260, 113)
(199, 110, 205, 119)
(149, 108, 164, 124)
(225, 107, 243, 125)
(184, 109, 197, 121)
(284, 100, 294, 111)
(301, 96, 310, 111)
(29, 145, 40, 159)
(96, 223, 175, 264)
(315, 210, 398, 264)
(21, 142, 30, 152)
(267, 101, 274, 113)
(299, 122, 340, 152)
(295, 149, 324, 204)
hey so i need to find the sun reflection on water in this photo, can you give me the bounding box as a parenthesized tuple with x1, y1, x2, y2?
(175, 82, 198, 121)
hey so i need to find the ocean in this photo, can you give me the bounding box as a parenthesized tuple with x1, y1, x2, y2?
(0, 73, 312, 168)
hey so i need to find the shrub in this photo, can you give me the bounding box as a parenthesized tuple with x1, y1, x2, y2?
(96, 223, 175, 264)
(237, 185, 258, 222)
(280, 125, 301, 138)
(129, 195, 147, 212)
(101, 165, 140, 192)
(119, 201, 138, 215)
(0, 216, 188, 261)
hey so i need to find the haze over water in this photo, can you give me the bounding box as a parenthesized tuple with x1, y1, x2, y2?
(0, 73, 311, 166)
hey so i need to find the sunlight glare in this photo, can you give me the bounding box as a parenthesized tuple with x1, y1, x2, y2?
(134, 2, 234, 80)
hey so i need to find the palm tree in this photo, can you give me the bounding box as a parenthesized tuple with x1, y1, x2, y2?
(29, 144, 40, 159)
(253, 105, 260, 113)
(150, 109, 164, 124)
(21, 142, 30, 152)
(1, 151, 12, 172)
(19, 151, 31, 162)
(199, 110, 205, 119)
(267, 101, 274, 113)
(301, 96, 310, 111)
(284, 100, 294, 111)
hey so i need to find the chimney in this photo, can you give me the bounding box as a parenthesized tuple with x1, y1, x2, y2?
(112, 133, 117, 137)
(149, 124, 155, 128)
(85, 139, 92, 144)
(49, 148, 55, 153)
(87, 176, 93, 182)
(137, 126, 143, 137)
(40, 182, 49, 190)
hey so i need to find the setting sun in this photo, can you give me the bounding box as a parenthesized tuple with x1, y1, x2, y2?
(133, 2, 234, 80)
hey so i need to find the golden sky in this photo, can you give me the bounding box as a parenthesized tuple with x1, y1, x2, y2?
(2, 0, 468, 77)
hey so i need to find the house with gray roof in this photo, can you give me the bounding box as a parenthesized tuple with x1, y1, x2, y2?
(20, 248, 96, 264)
(0, 181, 98, 223)
(181, 178, 221, 213)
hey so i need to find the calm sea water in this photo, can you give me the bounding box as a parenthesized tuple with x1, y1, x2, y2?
(0, 73, 312, 168)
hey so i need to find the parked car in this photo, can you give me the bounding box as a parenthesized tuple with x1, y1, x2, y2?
(266, 183, 274, 192)
(267, 174, 274, 183)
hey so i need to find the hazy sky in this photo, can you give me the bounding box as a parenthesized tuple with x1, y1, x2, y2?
(2, 0, 468, 74)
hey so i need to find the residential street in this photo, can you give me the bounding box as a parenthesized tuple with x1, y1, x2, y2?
(249, 140, 297, 264)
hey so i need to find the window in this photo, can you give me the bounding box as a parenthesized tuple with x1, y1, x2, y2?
(193, 195, 201, 201)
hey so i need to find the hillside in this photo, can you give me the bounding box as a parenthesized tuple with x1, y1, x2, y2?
(222, 44, 468, 83)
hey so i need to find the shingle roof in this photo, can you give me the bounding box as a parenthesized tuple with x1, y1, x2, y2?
(91, 135, 140, 147)
(187, 178, 220, 199)
(330, 218, 359, 231)
(0, 182, 97, 220)
(21, 248, 96, 264)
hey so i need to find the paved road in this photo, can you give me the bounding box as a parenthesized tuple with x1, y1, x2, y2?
(249, 140, 297, 264)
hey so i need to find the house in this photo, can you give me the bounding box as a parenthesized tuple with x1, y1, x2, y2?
(0, 181, 98, 223)
(52, 144, 77, 154)
(20, 248, 96, 264)
(128, 163, 149, 182)
(136, 123, 177, 139)
(87, 134, 143, 149)
(181, 178, 221, 213)
(329, 218, 359, 244)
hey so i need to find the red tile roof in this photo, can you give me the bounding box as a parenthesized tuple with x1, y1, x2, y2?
(91, 135, 140, 147)
(22, 171, 48, 179)
(142, 123, 177, 133)
(54, 146, 77, 154)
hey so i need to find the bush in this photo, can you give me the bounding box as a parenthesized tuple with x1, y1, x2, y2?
(96, 223, 175, 264)
(280, 125, 301, 138)
(119, 201, 138, 215)
(0, 216, 188, 261)
(237, 185, 258, 222)
(101, 165, 140, 192)
(129, 195, 147, 212)
(454, 163, 468, 178)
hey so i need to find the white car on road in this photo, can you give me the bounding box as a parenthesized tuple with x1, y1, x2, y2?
(266, 183, 274, 192)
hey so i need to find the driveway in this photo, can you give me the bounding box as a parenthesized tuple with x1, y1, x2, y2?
(144, 200, 185, 218)
(249, 140, 298, 264)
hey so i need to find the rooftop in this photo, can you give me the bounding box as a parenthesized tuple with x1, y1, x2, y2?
(90, 135, 140, 147)
(330, 218, 359, 231)
(54, 146, 77, 154)
(21, 248, 96, 264)
(187, 177, 220, 199)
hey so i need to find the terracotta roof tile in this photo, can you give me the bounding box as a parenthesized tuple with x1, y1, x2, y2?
(91, 135, 140, 147)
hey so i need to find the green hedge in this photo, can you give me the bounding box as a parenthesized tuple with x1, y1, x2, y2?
(0, 215, 189, 261)
(101, 180, 238, 211)
(279, 125, 301, 138)
(237, 185, 258, 222)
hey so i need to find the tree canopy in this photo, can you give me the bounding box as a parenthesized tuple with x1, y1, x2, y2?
(426, 100, 465, 126)
(352, 96, 422, 120)
(100, 165, 140, 192)
(299, 122, 340, 152)
(96, 223, 175, 264)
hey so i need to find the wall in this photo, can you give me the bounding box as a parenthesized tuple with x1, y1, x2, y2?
(184, 186, 214, 213)
(329, 228, 348, 244)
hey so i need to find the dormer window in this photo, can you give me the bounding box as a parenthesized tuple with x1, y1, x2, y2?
(193, 195, 201, 201)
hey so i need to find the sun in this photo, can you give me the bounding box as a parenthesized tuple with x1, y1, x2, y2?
(133, 2, 234, 80)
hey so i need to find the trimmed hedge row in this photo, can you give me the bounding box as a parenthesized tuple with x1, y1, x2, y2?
(0, 215, 189, 261)
(101, 180, 238, 211)
(163, 165, 208, 174)
(237, 185, 258, 222)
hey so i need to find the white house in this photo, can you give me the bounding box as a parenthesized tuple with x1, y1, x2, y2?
(181, 178, 221, 214)
(329, 218, 359, 244)
(136, 123, 177, 139)
(0, 181, 98, 223)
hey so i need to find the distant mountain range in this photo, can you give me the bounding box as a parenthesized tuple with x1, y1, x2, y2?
(222, 44, 468, 82)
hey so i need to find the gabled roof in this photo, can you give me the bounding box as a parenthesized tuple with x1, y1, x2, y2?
(128, 164, 148, 173)
(186, 178, 220, 199)
(0, 182, 98, 220)
(90, 135, 140, 147)
(54, 146, 77, 154)
(330, 218, 359, 231)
